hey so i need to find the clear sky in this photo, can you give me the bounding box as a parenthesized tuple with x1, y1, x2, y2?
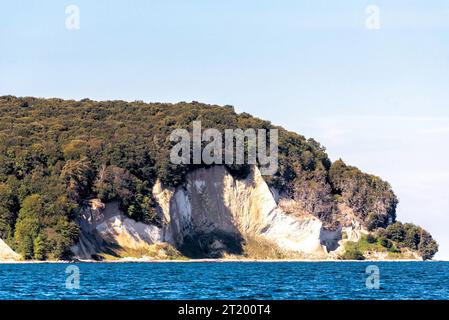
(1, 0, 449, 259)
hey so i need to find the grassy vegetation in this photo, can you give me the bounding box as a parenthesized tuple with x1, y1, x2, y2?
(234, 235, 304, 260)
(340, 234, 401, 260)
(99, 243, 187, 261)
(340, 244, 365, 260)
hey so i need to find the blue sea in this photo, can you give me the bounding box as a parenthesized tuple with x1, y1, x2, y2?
(0, 262, 448, 300)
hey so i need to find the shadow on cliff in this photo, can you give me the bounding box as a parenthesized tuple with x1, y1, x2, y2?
(168, 166, 249, 259)
(178, 230, 244, 259)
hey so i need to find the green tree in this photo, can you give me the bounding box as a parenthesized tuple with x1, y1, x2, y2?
(33, 235, 46, 260)
(42, 216, 79, 260)
(14, 216, 41, 259)
(385, 222, 406, 242)
(60, 157, 94, 202)
(0, 183, 17, 239)
(386, 222, 438, 260)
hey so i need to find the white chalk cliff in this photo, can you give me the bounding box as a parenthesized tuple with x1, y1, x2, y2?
(72, 166, 362, 260)
(0, 239, 20, 261)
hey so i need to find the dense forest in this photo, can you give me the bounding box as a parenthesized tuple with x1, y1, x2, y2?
(0, 96, 438, 260)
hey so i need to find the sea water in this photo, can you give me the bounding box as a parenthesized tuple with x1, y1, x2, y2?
(0, 261, 448, 300)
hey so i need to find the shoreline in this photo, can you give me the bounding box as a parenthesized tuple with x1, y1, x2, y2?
(1, 258, 440, 264)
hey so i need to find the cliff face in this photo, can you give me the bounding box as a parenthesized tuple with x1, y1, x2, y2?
(72, 166, 364, 260)
(1, 165, 420, 262)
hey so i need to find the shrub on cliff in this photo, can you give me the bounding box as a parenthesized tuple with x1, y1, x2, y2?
(329, 159, 398, 229)
(385, 222, 438, 260)
(93, 165, 158, 224)
(340, 242, 365, 260)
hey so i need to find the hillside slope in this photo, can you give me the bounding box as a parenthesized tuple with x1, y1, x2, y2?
(0, 96, 438, 261)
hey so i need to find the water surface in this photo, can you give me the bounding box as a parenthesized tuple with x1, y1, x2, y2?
(0, 261, 448, 300)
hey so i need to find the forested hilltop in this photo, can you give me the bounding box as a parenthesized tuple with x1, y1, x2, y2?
(0, 96, 438, 260)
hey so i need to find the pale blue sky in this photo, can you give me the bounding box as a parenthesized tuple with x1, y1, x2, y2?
(1, 0, 449, 259)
